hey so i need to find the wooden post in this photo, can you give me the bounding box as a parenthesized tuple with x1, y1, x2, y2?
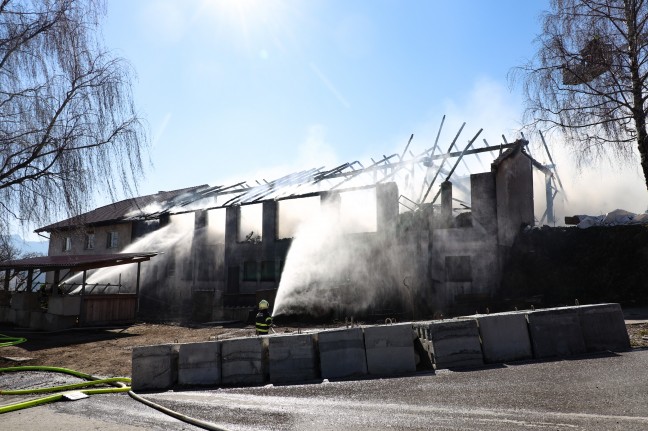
(136, 262, 141, 314)
(3, 270, 9, 291)
(80, 271, 87, 326)
(26, 269, 33, 292)
(53, 270, 60, 296)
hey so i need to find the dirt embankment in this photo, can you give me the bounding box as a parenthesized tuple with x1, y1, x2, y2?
(1, 321, 646, 379)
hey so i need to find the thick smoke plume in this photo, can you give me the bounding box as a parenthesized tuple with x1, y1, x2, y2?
(273, 189, 418, 319)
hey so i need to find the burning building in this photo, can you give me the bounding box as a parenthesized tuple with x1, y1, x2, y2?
(2, 125, 558, 327)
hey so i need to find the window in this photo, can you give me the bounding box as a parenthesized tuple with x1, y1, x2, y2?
(62, 237, 72, 252)
(243, 261, 258, 282)
(238, 204, 263, 242)
(85, 233, 95, 250)
(445, 256, 472, 282)
(106, 231, 119, 249)
(260, 261, 276, 281)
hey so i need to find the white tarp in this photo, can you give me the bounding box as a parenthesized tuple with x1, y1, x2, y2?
(577, 209, 648, 229)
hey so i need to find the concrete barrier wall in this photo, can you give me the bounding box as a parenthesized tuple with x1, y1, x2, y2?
(10, 292, 40, 311)
(29, 311, 45, 330)
(0, 306, 15, 323)
(418, 319, 484, 369)
(14, 310, 31, 328)
(363, 323, 416, 376)
(318, 327, 368, 380)
(42, 312, 77, 331)
(577, 303, 630, 352)
(269, 334, 319, 384)
(132, 344, 179, 391)
(0, 291, 10, 306)
(178, 341, 222, 386)
(129, 303, 632, 390)
(221, 337, 267, 386)
(472, 312, 532, 363)
(527, 307, 586, 359)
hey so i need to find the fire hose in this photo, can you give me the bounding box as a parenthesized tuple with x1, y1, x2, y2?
(0, 333, 26, 348)
(0, 335, 231, 431)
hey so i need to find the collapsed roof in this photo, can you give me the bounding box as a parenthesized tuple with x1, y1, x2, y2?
(36, 124, 555, 234)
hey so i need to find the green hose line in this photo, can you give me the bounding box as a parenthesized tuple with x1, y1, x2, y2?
(0, 386, 133, 414)
(0, 365, 95, 380)
(0, 377, 131, 395)
(0, 349, 230, 430)
(0, 393, 66, 414)
(0, 366, 132, 415)
(0, 333, 27, 347)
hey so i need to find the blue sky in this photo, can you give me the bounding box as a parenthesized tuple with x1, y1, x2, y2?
(102, 1, 547, 192)
(13, 2, 648, 245)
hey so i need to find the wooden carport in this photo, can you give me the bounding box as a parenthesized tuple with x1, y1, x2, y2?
(0, 253, 157, 326)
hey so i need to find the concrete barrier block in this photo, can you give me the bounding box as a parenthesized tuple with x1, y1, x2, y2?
(178, 341, 222, 386)
(0, 291, 11, 306)
(43, 313, 77, 331)
(527, 307, 586, 359)
(319, 327, 367, 380)
(425, 319, 484, 369)
(10, 292, 41, 311)
(363, 323, 416, 376)
(14, 310, 31, 327)
(0, 306, 14, 323)
(29, 311, 45, 330)
(269, 334, 319, 384)
(221, 337, 267, 386)
(577, 303, 630, 352)
(47, 296, 81, 316)
(132, 344, 179, 391)
(473, 312, 532, 363)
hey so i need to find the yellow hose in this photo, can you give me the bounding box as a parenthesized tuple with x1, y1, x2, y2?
(0, 366, 132, 414)
(0, 377, 131, 395)
(1, 342, 231, 430)
(0, 333, 27, 347)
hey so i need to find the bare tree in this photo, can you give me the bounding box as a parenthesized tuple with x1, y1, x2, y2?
(514, 0, 648, 189)
(0, 0, 147, 234)
(0, 234, 20, 261)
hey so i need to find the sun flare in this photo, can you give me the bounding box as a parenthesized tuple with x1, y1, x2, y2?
(200, 0, 283, 36)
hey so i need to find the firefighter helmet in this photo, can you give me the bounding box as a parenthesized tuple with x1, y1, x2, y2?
(258, 299, 269, 310)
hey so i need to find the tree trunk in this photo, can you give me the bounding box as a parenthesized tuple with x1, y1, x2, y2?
(625, 0, 648, 190)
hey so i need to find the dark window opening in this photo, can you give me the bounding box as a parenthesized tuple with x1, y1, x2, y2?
(62, 237, 72, 252)
(106, 231, 119, 249)
(85, 233, 95, 250)
(260, 261, 276, 281)
(243, 261, 258, 282)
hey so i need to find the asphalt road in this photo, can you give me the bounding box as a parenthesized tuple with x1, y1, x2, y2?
(2, 349, 648, 431)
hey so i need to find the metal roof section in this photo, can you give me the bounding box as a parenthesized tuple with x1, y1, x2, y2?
(0, 252, 158, 272)
(35, 185, 209, 232)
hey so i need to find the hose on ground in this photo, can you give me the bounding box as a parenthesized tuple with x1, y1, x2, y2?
(127, 389, 231, 431)
(0, 366, 131, 414)
(0, 365, 231, 431)
(0, 333, 27, 347)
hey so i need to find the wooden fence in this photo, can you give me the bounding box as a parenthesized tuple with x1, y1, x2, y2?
(81, 294, 137, 326)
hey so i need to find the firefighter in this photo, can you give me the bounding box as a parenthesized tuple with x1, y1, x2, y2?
(255, 299, 273, 335)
